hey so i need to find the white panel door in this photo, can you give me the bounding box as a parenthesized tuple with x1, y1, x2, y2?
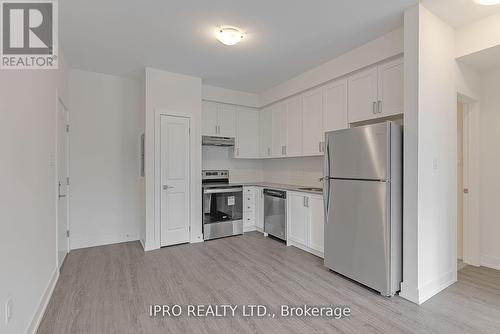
(259, 107, 272, 158)
(202, 101, 218, 136)
(235, 106, 259, 158)
(347, 66, 378, 123)
(323, 79, 348, 132)
(286, 96, 303, 157)
(219, 104, 236, 137)
(271, 103, 287, 157)
(377, 57, 404, 117)
(308, 196, 324, 253)
(255, 187, 264, 229)
(287, 193, 308, 245)
(160, 115, 190, 247)
(57, 99, 69, 268)
(302, 88, 324, 156)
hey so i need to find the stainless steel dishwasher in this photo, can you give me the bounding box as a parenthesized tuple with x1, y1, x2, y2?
(264, 189, 287, 241)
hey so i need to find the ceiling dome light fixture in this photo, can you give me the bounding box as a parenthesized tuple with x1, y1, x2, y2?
(473, 0, 500, 5)
(216, 27, 244, 46)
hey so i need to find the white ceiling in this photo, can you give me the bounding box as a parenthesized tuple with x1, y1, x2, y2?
(61, 0, 416, 93)
(422, 0, 500, 27)
(458, 44, 500, 72)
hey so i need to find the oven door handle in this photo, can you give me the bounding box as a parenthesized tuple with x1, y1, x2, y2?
(203, 187, 243, 194)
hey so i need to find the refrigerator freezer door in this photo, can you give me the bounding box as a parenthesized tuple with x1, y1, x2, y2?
(326, 122, 389, 180)
(324, 179, 391, 295)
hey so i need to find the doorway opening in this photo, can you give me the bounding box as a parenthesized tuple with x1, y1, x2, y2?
(457, 101, 466, 271)
(56, 96, 70, 269)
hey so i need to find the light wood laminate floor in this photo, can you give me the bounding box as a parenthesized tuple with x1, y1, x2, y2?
(38, 232, 500, 333)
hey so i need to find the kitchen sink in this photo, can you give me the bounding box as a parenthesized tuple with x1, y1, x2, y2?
(297, 187, 323, 192)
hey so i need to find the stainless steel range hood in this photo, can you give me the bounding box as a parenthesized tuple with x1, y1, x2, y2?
(202, 136, 235, 147)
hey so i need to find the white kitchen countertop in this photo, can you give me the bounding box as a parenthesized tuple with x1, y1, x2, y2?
(238, 182, 323, 195)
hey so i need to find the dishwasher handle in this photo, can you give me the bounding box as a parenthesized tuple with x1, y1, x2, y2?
(263, 189, 286, 199)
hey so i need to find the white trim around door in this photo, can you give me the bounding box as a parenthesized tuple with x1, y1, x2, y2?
(154, 111, 192, 248)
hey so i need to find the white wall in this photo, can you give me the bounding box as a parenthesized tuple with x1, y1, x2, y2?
(0, 55, 68, 333)
(202, 146, 262, 182)
(456, 11, 500, 58)
(260, 27, 403, 106)
(202, 85, 260, 108)
(144, 68, 202, 250)
(402, 4, 483, 304)
(479, 67, 500, 270)
(261, 157, 323, 187)
(68, 70, 142, 249)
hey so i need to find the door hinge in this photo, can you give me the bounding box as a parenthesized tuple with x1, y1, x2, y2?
(66, 124, 69, 132)
(66, 177, 70, 185)
(66, 230, 70, 238)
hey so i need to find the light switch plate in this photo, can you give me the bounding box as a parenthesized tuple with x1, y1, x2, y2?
(5, 298, 12, 324)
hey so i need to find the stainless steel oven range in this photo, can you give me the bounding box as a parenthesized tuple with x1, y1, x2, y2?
(202, 170, 243, 240)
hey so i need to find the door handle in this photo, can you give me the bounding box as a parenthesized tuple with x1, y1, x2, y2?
(163, 185, 174, 190)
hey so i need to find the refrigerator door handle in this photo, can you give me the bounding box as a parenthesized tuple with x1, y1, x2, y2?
(323, 140, 331, 224)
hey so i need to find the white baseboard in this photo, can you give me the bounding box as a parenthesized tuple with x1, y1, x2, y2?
(417, 270, 456, 304)
(481, 254, 500, 270)
(287, 240, 324, 258)
(27, 267, 59, 334)
(71, 234, 139, 250)
(399, 282, 420, 304)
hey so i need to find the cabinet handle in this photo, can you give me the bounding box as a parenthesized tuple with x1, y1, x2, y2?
(372, 101, 377, 114)
(319, 142, 322, 153)
(283, 145, 287, 155)
(236, 148, 240, 156)
(378, 100, 382, 114)
(267, 147, 270, 156)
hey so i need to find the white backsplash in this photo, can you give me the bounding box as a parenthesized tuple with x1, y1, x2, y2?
(202, 146, 263, 183)
(202, 146, 323, 187)
(261, 156, 323, 187)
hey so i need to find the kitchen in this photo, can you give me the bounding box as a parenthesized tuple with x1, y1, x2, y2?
(5, 1, 500, 333)
(199, 55, 403, 295)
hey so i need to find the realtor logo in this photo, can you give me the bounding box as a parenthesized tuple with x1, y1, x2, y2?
(1, 0, 58, 69)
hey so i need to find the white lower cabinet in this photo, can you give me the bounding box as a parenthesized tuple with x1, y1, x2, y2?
(243, 186, 264, 232)
(287, 192, 324, 257)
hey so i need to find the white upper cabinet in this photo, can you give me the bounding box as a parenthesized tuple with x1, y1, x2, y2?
(348, 66, 378, 123)
(347, 56, 404, 123)
(202, 101, 219, 136)
(323, 79, 348, 132)
(201, 101, 236, 137)
(271, 102, 287, 157)
(285, 96, 303, 157)
(219, 104, 236, 137)
(302, 88, 324, 156)
(235, 106, 259, 158)
(259, 107, 273, 158)
(377, 57, 404, 117)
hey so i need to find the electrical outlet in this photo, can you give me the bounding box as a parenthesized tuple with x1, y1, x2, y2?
(5, 298, 12, 324)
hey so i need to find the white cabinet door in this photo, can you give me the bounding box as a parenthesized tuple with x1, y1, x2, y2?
(286, 96, 303, 157)
(259, 107, 273, 158)
(323, 79, 348, 132)
(219, 104, 236, 137)
(287, 193, 308, 245)
(235, 106, 259, 158)
(308, 196, 324, 253)
(378, 57, 404, 117)
(255, 187, 264, 229)
(202, 101, 219, 136)
(348, 66, 378, 123)
(271, 102, 287, 157)
(302, 88, 324, 156)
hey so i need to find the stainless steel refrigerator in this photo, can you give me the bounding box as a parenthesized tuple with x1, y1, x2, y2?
(322, 121, 402, 296)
